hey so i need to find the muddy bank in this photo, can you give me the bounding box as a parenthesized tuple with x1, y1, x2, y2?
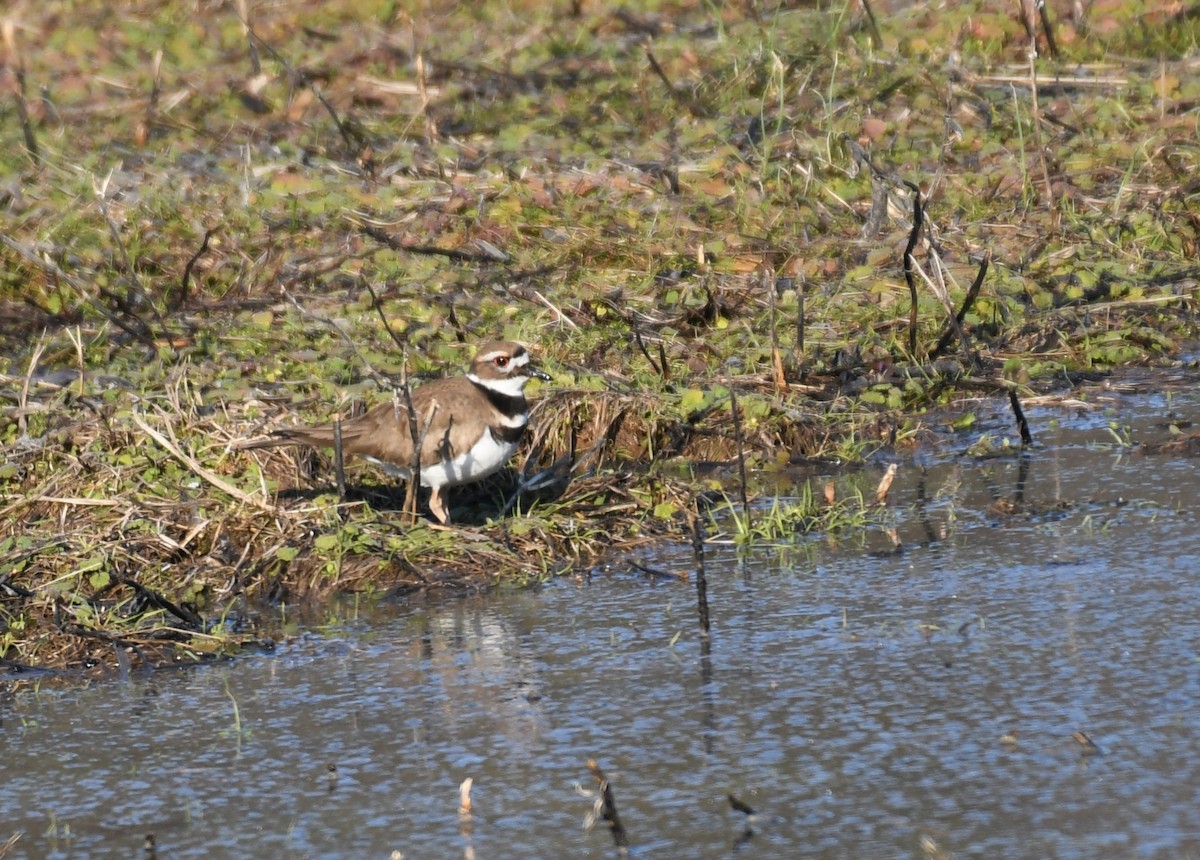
(3, 0, 1200, 672)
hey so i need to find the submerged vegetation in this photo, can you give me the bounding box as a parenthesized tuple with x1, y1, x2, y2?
(1, 0, 1198, 673)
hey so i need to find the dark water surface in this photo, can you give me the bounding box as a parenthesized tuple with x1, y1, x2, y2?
(3, 380, 1200, 859)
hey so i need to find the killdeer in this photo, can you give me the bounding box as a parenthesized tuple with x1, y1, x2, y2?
(242, 341, 550, 524)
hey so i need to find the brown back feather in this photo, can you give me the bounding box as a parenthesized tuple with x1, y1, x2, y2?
(241, 377, 521, 470)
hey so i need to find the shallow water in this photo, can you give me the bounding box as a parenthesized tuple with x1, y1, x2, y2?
(3, 381, 1200, 859)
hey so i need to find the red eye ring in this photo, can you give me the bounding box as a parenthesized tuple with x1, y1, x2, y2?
(494, 355, 509, 367)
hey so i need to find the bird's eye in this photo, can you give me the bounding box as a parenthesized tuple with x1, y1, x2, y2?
(494, 355, 509, 367)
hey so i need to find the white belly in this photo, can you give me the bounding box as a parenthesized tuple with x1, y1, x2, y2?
(365, 430, 518, 489)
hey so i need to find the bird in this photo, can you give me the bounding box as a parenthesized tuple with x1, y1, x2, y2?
(241, 341, 550, 524)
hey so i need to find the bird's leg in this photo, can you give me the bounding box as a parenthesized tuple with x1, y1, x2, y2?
(428, 487, 450, 525)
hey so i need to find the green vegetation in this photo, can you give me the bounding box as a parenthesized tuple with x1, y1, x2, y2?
(1, 0, 1198, 673)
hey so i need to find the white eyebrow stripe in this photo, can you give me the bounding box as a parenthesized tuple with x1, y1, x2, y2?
(478, 349, 527, 364)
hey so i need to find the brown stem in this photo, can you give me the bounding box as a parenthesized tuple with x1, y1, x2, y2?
(332, 416, 346, 500)
(633, 328, 662, 376)
(360, 224, 505, 263)
(902, 183, 924, 357)
(729, 387, 750, 527)
(860, 0, 883, 48)
(1039, 0, 1060, 59)
(795, 273, 806, 368)
(399, 358, 425, 525)
(692, 501, 710, 637)
(14, 66, 40, 167)
(929, 252, 990, 361)
(587, 760, 630, 850)
(1009, 389, 1034, 446)
(176, 228, 216, 313)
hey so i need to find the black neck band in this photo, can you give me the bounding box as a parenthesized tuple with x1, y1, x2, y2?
(473, 380, 527, 419)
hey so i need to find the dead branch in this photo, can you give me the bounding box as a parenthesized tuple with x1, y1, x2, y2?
(586, 760, 630, 852)
(930, 253, 990, 360)
(1009, 390, 1034, 446)
(902, 181, 923, 357)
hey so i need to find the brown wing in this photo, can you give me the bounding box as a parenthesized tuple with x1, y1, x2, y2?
(242, 378, 480, 470)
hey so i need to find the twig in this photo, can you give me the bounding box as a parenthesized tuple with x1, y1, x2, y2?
(1025, 14, 1058, 227)
(766, 268, 785, 389)
(4, 21, 40, 167)
(664, 118, 680, 194)
(312, 86, 361, 157)
(236, 0, 260, 74)
(414, 50, 439, 143)
(974, 72, 1127, 89)
(133, 408, 279, 512)
(1009, 390, 1034, 446)
(458, 777, 473, 818)
(18, 333, 47, 438)
(332, 416, 346, 500)
(236, 9, 361, 156)
(1038, 0, 1060, 60)
(501, 413, 605, 520)
(397, 359, 422, 524)
(728, 793, 756, 816)
(356, 278, 407, 354)
(135, 48, 163, 146)
(629, 561, 686, 580)
(358, 223, 507, 263)
(586, 760, 630, 852)
(65, 325, 86, 396)
(0, 473, 61, 522)
(0, 232, 157, 350)
(1073, 730, 1101, 756)
(282, 290, 392, 389)
(94, 170, 169, 337)
(110, 573, 203, 628)
(532, 288, 579, 330)
(795, 272, 806, 360)
(902, 182, 923, 357)
(458, 774, 475, 855)
(2, 495, 120, 507)
(728, 387, 750, 526)
(692, 503, 710, 637)
(283, 288, 434, 519)
(645, 46, 711, 118)
(874, 463, 898, 504)
(909, 254, 975, 363)
(399, 370, 440, 525)
(645, 48, 675, 94)
(176, 227, 217, 313)
(0, 830, 23, 859)
(632, 329, 662, 376)
(441, 306, 468, 345)
(860, 0, 883, 48)
(930, 253, 990, 360)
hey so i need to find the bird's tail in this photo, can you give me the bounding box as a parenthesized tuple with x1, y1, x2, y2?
(237, 425, 337, 451)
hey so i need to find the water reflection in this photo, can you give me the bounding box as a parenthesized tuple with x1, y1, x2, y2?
(3, 385, 1200, 858)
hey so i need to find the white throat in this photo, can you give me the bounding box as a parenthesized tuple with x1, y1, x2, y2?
(468, 373, 529, 399)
